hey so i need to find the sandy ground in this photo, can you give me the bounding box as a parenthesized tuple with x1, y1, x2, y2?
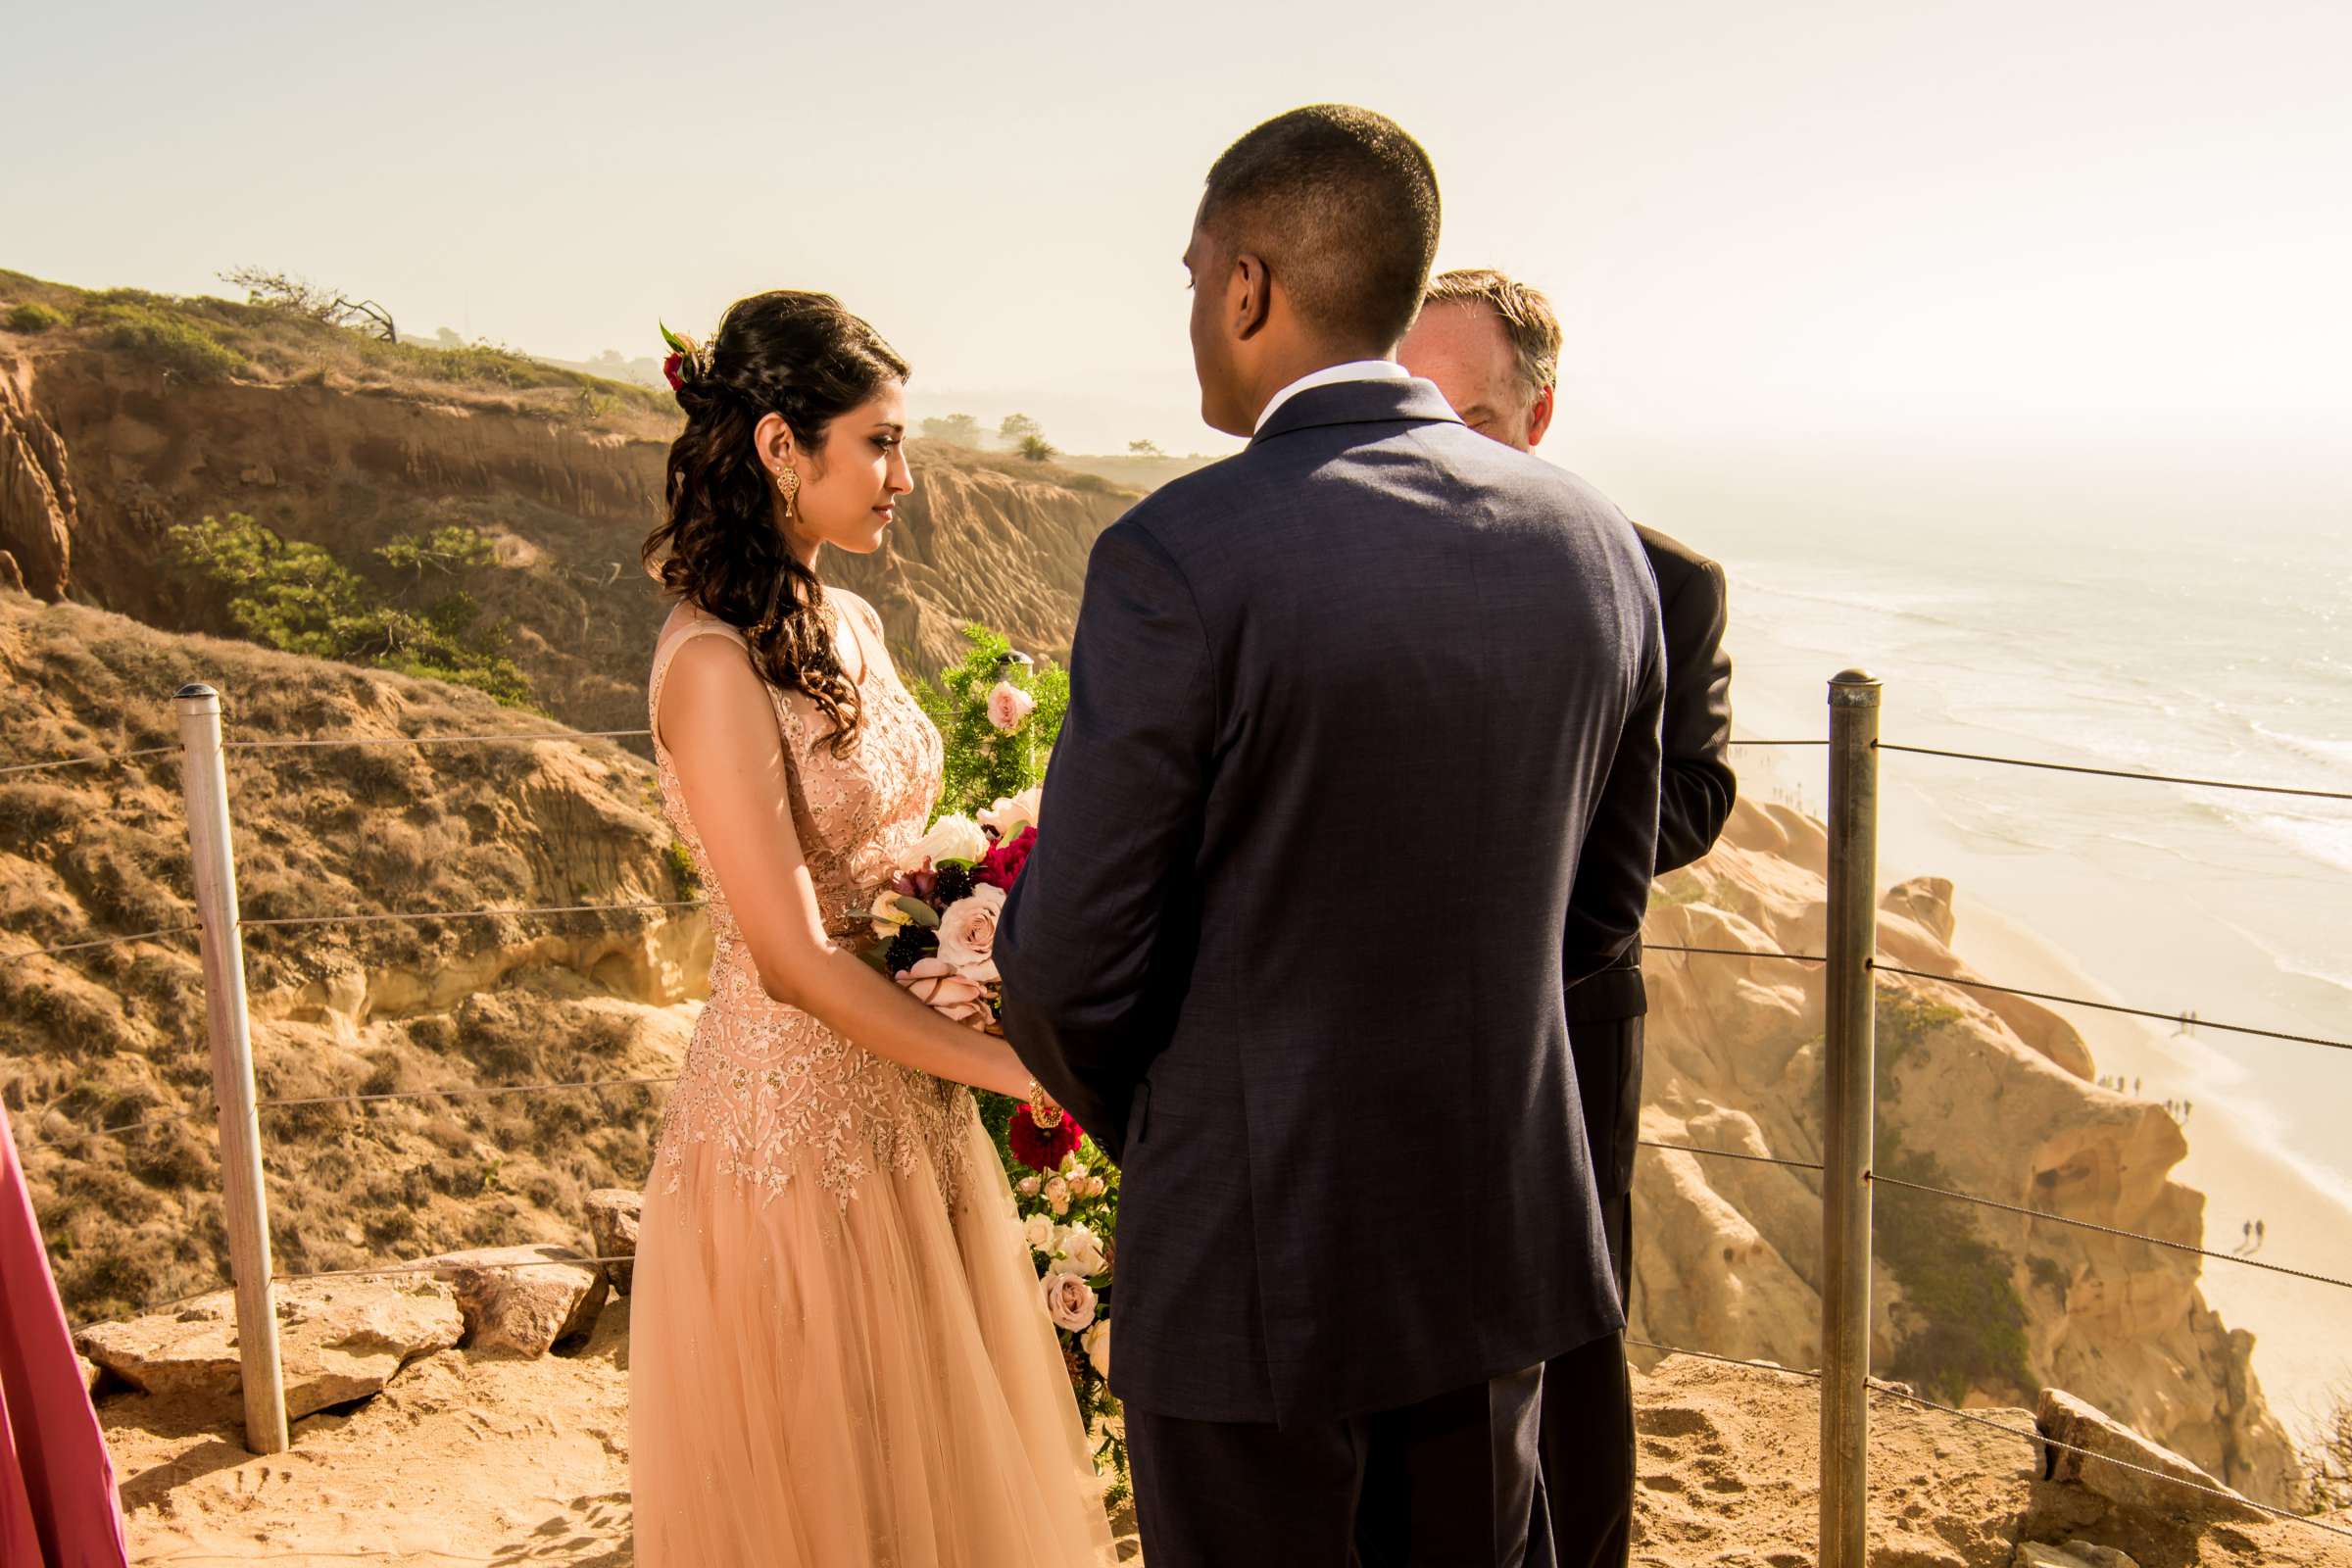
(101, 1314, 2350, 1567)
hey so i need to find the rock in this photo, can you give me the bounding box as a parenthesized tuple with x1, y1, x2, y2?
(75, 1351, 101, 1396)
(1884, 875, 1957, 945)
(0, 378, 75, 600)
(584, 1189, 641, 1295)
(2035, 1388, 2258, 1520)
(2015, 1546, 2086, 1568)
(2012, 1544, 2140, 1568)
(426, 1245, 608, 1356)
(2060, 1543, 2141, 1568)
(74, 1278, 463, 1424)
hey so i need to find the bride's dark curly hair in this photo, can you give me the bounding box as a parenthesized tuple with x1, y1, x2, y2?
(643, 290, 909, 757)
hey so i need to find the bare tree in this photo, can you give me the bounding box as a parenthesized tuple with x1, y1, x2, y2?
(1128, 438, 1164, 456)
(219, 266, 399, 343)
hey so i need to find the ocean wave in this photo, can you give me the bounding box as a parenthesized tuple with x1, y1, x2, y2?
(2251, 722, 2352, 769)
(2214, 916, 2352, 1004)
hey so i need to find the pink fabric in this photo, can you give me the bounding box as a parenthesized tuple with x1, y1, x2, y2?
(0, 1102, 128, 1568)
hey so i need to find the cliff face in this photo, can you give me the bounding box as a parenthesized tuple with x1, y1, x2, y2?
(0, 591, 707, 1325)
(1634, 798, 2302, 1503)
(0, 361, 77, 598)
(0, 313, 1134, 732)
(823, 447, 1133, 677)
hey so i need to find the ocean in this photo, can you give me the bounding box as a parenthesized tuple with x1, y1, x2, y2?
(1625, 456, 2352, 1436)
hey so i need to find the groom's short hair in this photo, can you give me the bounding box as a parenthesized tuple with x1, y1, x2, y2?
(1200, 105, 1441, 351)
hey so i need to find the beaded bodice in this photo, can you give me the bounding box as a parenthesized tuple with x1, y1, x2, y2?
(647, 592, 969, 1211)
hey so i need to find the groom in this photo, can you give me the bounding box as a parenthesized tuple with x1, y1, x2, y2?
(999, 105, 1665, 1566)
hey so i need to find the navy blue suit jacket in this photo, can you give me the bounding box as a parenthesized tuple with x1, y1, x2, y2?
(997, 377, 1665, 1425)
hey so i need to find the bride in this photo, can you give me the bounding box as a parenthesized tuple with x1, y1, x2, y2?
(629, 289, 1113, 1565)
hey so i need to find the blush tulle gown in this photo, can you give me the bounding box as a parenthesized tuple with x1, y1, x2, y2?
(628, 598, 1113, 1566)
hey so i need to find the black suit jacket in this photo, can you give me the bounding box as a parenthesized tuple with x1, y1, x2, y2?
(997, 378, 1665, 1426)
(1562, 525, 1736, 1025)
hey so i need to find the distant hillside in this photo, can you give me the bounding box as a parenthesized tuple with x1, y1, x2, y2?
(0, 270, 1140, 726)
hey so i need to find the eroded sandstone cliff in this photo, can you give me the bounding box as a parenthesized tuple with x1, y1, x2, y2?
(0, 280, 1136, 733)
(1635, 798, 2302, 1502)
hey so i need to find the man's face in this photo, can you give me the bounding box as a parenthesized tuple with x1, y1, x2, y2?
(1398, 300, 1543, 451)
(1184, 219, 1250, 437)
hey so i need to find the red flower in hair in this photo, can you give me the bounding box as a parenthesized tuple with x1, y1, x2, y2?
(1008, 1102, 1084, 1170)
(973, 825, 1037, 891)
(662, 351, 685, 391)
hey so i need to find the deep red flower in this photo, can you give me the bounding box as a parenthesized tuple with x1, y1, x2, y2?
(973, 824, 1037, 891)
(1007, 1100, 1084, 1170)
(662, 351, 685, 391)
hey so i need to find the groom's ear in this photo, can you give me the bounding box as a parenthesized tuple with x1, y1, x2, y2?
(1232, 251, 1273, 341)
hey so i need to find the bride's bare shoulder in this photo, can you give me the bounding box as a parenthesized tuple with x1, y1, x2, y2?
(657, 600, 745, 646)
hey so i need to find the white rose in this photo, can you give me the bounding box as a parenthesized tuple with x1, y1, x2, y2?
(1022, 1212, 1054, 1254)
(978, 786, 1045, 841)
(1058, 1223, 1108, 1276)
(1059, 1151, 1087, 1178)
(1015, 1174, 1042, 1198)
(1042, 1269, 1098, 1333)
(935, 883, 1007, 983)
(911, 813, 988, 869)
(1084, 1317, 1111, 1378)
(1043, 1176, 1071, 1216)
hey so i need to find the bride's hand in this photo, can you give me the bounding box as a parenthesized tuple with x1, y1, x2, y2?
(896, 957, 991, 1028)
(895, 958, 1029, 1096)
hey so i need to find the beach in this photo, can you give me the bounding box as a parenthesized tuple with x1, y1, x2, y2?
(1710, 525, 2352, 1446)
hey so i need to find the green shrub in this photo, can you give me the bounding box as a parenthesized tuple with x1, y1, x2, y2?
(912, 623, 1069, 822)
(6, 302, 64, 333)
(1873, 994, 2034, 1403)
(167, 513, 532, 704)
(79, 302, 247, 380)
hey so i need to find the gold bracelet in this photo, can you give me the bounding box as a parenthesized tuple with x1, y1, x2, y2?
(1026, 1078, 1066, 1129)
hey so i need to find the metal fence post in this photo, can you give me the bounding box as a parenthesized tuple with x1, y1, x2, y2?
(175, 683, 289, 1455)
(1821, 668, 1882, 1568)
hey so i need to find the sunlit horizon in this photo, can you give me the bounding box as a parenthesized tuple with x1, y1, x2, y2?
(8, 0, 2348, 468)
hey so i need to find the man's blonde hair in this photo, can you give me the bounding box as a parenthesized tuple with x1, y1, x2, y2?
(1422, 269, 1561, 395)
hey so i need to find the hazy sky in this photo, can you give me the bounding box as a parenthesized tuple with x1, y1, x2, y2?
(7, 0, 2347, 460)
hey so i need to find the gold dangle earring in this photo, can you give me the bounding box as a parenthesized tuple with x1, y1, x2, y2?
(751, 466, 798, 641)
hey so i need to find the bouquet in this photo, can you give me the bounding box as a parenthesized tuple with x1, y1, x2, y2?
(886, 627, 1128, 1499)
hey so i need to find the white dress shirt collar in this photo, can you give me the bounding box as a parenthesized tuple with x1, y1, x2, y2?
(1251, 359, 1412, 433)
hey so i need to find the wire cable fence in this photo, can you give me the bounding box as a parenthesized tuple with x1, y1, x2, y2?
(0, 923, 201, 965)
(1646, 942, 1826, 964)
(0, 744, 182, 779)
(1868, 1170, 2352, 1292)
(1638, 1139, 1824, 1175)
(237, 898, 706, 931)
(1872, 960, 2351, 1053)
(1875, 741, 2352, 805)
(222, 727, 654, 753)
(15, 680, 2350, 1541)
